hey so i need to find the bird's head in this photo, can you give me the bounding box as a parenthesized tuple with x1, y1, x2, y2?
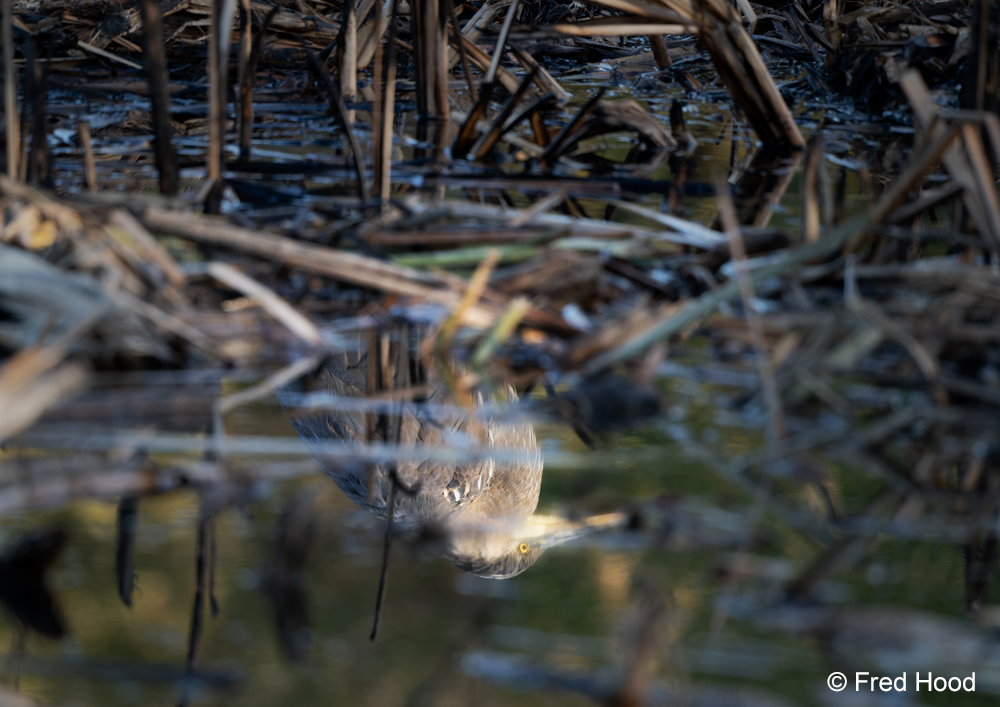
(442, 512, 628, 579)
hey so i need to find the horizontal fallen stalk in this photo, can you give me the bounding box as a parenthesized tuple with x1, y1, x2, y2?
(284, 390, 539, 424)
(204, 262, 322, 345)
(584, 214, 874, 372)
(576, 0, 687, 23)
(552, 20, 695, 37)
(393, 244, 540, 268)
(438, 199, 725, 249)
(13, 429, 545, 466)
(77, 40, 144, 69)
(11, 428, 725, 472)
(140, 207, 501, 327)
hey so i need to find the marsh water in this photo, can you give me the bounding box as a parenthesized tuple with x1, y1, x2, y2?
(2, 371, 993, 707)
(2, 56, 992, 707)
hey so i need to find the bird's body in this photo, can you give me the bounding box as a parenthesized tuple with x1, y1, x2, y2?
(286, 334, 558, 577)
(286, 330, 625, 578)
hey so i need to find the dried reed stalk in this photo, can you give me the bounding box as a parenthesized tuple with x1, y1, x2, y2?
(587, 0, 803, 149)
(341, 0, 358, 123)
(26, 44, 52, 187)
(140, 0, 179, 195)
(375, 0, 400, 206)
(307, 51, 370, 204)
(552, 20, 692, 36)
(77, 121, 97, 192)
(445, 0, 476, 100)
(140, 207, 500, 326)
(469, 67, 539, 160)
(2, 0, 17, 179)
(412, 0, 449, 122)
(239, 5, 278, 161)
(205, 262, 322, 345)
(237, 0, 252, 157)
(358, 0, 393, 69)
(451, 34, 520, 93)
(208, 0, 222, 183)
(648, 35, 672, 69)
(486, 0, 519, 85)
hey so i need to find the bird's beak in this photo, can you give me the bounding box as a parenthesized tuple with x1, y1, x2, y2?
(536, 511, 630, 549)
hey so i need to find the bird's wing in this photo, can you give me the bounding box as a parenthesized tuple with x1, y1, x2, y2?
(279, 355, 387, 514)
(283, 362, 367, 448)
(390, 402, 494, 509)
(282, 348, 533, 523)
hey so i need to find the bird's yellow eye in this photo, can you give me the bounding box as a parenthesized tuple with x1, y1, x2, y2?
(518, 542, 530, 554)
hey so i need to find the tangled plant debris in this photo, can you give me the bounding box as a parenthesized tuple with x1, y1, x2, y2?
(2, 0, 1000, 705)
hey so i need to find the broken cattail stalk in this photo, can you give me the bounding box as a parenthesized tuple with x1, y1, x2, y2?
(648, 35, 672, 69)
(216, 0, 236, 105)
(452, 82, 495, 158)
(585, 213, 873, 373)
(207, 0, 236, 204)
(451, 35, 520, 93)
(239, 5, 278, 162)
(2, 0, 17, 180)
(445, 0, 476, 101)
(539, 87, 606, 170)
(77, 40, 144, 70)
(960, 0, 996, 115)
(577, 0, 686, 24)
(341, 0, 358, 123)
(205, 262, 323, 346)
(412, 0, 447, 121)
(237, 0, 252, 158)
(357, 0, 392, 69)
(961, 122, 1000, 246)
(76, 121, 97, 192)
(446, 0, 505, 72)
(115, 495, 140, 607)
(17, 37, 31, 182)
(407, 0, 449, 159)
(350, 0, 379, 46)
(508, 44, 567, 103)
(686, 0, 803, 149)
(486, 0, 520, 85)
(207, 0, 222, 184)
(139, 0, 179, 195)
(822, 0, 840, 58)
(470, 67, 540, 160)
(307, 51, 370, 204)
(139, 207, 503, 324)
(801, 135, 821, 243)
(732, 0, 757, 33)
(27, 43, 51, 188)
(587, 0, 803, 150)
(461, 0, 508, 41)
(433, 0, 449, 126)
(178, 514, 212, 707)
(898, 69, 1000, 245)
(108, 209, 187, 287)
(372, 32, 384, 196)
(552, 20, 692, 37)
(376, 0, 400, 206)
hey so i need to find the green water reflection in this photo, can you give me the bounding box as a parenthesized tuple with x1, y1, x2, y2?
(1, 396, 993, 706)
